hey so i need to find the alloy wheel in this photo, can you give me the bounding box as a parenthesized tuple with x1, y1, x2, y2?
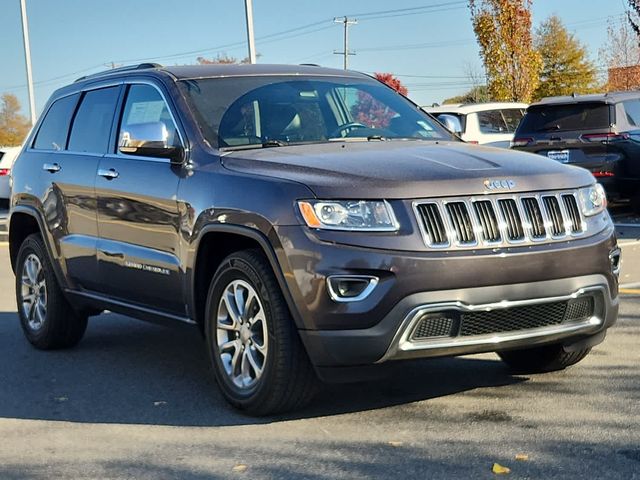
(216, 279, 269, 390)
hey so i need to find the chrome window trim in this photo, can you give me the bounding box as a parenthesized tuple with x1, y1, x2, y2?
(377, 285, 606, 363)
(27, 79, 188, 164)
(413, 189, 591, 250)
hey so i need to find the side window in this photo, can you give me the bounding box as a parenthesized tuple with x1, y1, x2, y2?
(477, 110, 507, 134)
(33, 94, 79, 150)
(68, 87, 120, 153)
(501, 109, 525, 132)
(118, 84, 181, 151)
(623, 100, 640, 126)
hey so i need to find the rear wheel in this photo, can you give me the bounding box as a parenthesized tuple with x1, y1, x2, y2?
(205, 249, 317, 415)
(498, 344, 591, 373)
(15, 234, 88, 349)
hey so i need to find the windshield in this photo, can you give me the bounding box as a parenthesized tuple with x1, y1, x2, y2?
(179, 76, 452, 149)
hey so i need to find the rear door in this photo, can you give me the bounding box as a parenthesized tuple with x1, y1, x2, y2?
(21, 87, 120, 292)
(94, 82, 186, 315)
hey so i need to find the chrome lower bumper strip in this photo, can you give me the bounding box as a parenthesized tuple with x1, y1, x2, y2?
(377, 285, 606, 363)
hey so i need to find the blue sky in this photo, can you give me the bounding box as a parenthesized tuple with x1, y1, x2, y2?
(0, 0, 628, 118)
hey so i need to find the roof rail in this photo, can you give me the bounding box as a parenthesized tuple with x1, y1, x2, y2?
(299, 63, 321, 67)
(75, 63, 163, 83)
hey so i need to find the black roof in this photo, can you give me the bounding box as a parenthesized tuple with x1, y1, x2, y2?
(531, 91, 640, 107)
(75, 63, 367, 84)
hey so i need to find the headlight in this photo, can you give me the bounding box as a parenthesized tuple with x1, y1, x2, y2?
(578, 183, 607, 217)
(298, 200, 399, 231)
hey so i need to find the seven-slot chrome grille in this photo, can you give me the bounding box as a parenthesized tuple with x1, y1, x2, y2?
(414, 191, 586, 249)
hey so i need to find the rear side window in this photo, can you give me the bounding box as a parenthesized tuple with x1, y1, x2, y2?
(623, 100, 640, 126)
(518, 103, 610, 133)
(33, 94, 78, 150)
(68, 87, 120, 153)
(477, 109, 524, 134)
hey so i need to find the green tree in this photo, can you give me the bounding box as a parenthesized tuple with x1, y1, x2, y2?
(468, 0, 542, 102)
(443, 85, 490, 104)
(534, 15, 597, 99)
(0, 93, 30, 146)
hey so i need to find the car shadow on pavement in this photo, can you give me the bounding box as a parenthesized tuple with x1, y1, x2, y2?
(0, 311, 527, 427)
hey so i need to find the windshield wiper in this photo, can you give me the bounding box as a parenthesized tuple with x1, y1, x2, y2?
(536, 124, 561, 132)
(262, 139, 288, 148)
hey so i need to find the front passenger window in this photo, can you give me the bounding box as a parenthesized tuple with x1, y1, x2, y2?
(118, 85, 181, 153)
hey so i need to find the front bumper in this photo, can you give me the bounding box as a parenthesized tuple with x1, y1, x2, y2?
(274, 223, 619, 370)
(299, 274, 617, 368)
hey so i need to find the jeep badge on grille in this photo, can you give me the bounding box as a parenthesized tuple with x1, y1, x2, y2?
(484, 179, 516, 190)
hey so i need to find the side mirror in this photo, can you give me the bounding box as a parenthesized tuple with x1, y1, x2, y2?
(119, 121, 185, 164)
(437, 114, 463, 136)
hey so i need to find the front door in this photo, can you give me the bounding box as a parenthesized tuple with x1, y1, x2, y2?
(94, 83, 185, 315)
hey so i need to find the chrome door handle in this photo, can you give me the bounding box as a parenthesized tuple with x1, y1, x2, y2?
(43, 163, 61, 173)
(98, 168, 119, 180)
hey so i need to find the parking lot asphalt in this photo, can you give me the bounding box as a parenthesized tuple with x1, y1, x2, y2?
(0, 243, 639, 478)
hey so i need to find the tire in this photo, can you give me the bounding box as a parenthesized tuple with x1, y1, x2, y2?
(498, 343, 591, 373)
(205, 249, 317, 415)
(15, 234, 88, 349)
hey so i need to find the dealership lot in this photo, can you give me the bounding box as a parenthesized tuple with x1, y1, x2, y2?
(0, 231, 639, 478)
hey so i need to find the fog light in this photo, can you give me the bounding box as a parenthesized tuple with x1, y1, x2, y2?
(610, 248, 621, 278)
(326, 275, 378, 303)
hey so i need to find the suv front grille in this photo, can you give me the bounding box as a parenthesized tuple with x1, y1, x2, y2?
(411, 296, 595, 341)
(414, 191, 585, 249)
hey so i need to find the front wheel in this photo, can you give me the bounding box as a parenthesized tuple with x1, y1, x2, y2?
(498, 344, 591, 373)
(205, 249, 317, 415)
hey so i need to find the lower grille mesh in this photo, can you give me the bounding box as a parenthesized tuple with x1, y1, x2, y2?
(460, 301, 568, 336)
(412, 315, 454, 339)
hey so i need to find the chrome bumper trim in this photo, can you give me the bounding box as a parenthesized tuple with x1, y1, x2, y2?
(377, 285, 606, 363)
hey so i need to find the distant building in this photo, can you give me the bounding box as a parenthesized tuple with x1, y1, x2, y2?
(608, 65, 640, 91)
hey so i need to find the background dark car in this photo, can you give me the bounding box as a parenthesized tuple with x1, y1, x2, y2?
(511, 92, 640, 212)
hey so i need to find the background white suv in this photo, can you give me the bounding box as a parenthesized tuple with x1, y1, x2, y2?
(424, 102, 528, 148)
(0, 146, 21, 205)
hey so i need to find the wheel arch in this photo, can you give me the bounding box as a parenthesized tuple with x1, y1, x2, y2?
(9, 206, 48, 273)
(189, 224, 303, 335)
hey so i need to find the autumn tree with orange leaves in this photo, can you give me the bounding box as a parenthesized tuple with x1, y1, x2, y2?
(469, 0, 542, 103)
(350, 73, 408, 128)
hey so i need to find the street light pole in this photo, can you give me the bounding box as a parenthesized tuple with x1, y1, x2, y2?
(19, 0, 36, 125)
(244, 0, 257, 64)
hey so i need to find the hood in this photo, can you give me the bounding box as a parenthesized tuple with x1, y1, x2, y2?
(221, 141, 594, 199)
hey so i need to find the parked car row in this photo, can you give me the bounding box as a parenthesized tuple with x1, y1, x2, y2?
(424, 92, 640, 213)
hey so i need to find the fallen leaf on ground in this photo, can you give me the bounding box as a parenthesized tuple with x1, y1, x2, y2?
(515, 453, 529, 461)
(492, 463, 511, 474)
(388, 441, 404, 447)
(153, 401, 167, 406)
(232, 464, 248, 473)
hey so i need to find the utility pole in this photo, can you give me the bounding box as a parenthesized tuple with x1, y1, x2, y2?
(19, 0, 36, 125)
(244, 0, 257, 64)
(333, 17, 357, 70)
